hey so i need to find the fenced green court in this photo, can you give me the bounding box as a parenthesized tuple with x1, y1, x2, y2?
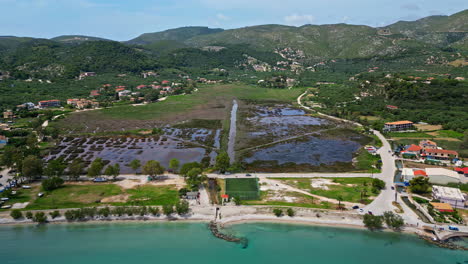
(225, 178, 260, 200)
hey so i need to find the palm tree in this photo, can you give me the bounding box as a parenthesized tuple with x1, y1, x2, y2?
(337, 195, 343, 210)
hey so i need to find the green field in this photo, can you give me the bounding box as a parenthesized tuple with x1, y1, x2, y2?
(278, 177, 380, 204)
(225, 178, 260, 200)
(24, 183, 180, 210)
(54, 84, 304, 133)
(387, 132, 433, 138)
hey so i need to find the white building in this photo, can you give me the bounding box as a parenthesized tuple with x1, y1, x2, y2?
(401, 168, 427, 182)
(432, 185, 466, 209)
(426, 168, 463, 185)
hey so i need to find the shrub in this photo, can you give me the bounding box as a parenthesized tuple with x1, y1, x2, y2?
(10, 209, 23, 220)
(25, 212, 33, 219)
(273, 208, 283, 217)
(33, 212, 48, 223)
(149, 207, 160, 216)
(49, 211, 61, 219)
(176, 200, 190, 215)
(383, 211, 404, 230)
(287, 208, 295, 217)
(163, 204, 174, 216)
(98, 207, 110, 217)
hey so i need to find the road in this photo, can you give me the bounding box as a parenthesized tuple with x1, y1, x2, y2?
(0, 168, 13, 188)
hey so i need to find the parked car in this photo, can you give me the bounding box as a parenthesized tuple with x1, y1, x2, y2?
(448, 226, 459, 231)
(93, 177, 108, 183)
(0, 175, 3, 179)
(368, 211, 373, 215)
(352, 205, 359, 209)
(1, 205, 12, 209)
(37, 193, 44, 197)
(0, 197, 9, 201)
(246, 174, 252, 177)
(22, 185, 31, 189)
(359, 209, 364, 213)
(391, 186, 395, 190)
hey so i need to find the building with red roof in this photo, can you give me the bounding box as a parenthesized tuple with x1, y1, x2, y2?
(38, 100, 60, 108)
(386, 105, 399, 110)
(425, 149, 459, 160)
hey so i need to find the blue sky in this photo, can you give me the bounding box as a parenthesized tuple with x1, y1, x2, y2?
(1, 0, 467, 40)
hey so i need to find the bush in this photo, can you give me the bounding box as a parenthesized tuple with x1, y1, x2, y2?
(175, 200, 190, 215)
(149, 206, 160, 216)
(25, 212, 33, 219)
(98, 207, 110, 217)
(33, 212, 48, 223)
(10, 209, 23, 220)
(287, 208, 295, 217)
(372, 178, 385, 190)
(49, 211, 61, 219)
(42, 176, 64, 191)
(383, 211, 404, 230)
(273, 208, 283, 217)
(163, 204, 174, 216)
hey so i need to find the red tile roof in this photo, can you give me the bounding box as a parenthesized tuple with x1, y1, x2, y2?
(455, 167, 468, 174)
(385, 120, 413, 125)
(407, 144, 422, 152)
(414, 170, 427, 177)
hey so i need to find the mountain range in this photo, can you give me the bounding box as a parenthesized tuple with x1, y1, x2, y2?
(0, 9, 466, 78)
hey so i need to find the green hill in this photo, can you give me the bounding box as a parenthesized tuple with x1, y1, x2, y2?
(127, 26, 223, 45)
(51, 35, 112, 44)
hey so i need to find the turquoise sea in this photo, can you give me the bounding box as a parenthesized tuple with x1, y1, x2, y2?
(0, 222, 466, 264)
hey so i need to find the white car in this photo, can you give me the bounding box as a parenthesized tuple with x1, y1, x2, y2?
(38, 193, 44, 197)
(22, 185, 32, 189)
(0, 197, 9, 201)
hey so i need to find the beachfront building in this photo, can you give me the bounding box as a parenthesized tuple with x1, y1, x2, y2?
(424, 149, 459, 161)
(432, 185, 466, 209)
(383, 120, 414, 132)
(425, 168, 463, 185)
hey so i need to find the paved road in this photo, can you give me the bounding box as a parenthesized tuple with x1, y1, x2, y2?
(0, 168, 13, 188)
(363, 130, 397, 215)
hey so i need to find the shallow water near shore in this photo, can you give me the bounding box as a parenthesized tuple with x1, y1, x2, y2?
(0, 222, 466, 264)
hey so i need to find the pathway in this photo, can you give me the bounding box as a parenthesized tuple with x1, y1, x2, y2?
(227, 100, 238, 163)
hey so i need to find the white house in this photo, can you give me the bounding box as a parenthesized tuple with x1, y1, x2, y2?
(432, 185, 466, 209)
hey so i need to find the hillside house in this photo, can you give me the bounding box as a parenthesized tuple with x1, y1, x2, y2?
(384, 120, 413, 132)
(432, 185, 465, 209)
(0, 135, 8, 148)
(38, 100, 60, 108)
(118, 90, 131, 98)
(419, 140, 437, 150)
(16, 102, 35, 110)
(3, 110, 13, 119)
(79, 72, 96, 80)
(90, 90, 101, 97)
(67, 99, 99, 109)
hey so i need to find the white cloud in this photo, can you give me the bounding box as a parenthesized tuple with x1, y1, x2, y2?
(216, 13, 230, 21)
(284, 14, 315, 26)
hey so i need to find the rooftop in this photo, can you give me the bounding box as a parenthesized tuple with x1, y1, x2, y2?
(425, 149, 458, 156)
(385, 120, 413, 125)
(432, 185, 465, 201)
(426, 168, 460, 179)
(430, 202, 454, 211)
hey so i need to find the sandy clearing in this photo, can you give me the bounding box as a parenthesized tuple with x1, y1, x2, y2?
(101, 194, 130, 203)
(310, 178, 339, 190)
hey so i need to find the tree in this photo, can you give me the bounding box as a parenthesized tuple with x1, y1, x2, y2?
(372, 178, 386, 190)
(25, 212, 33, 219)
(49, 211, 61, 219)
(22, 155, 43, 182)
(163, 204, 174, 216)
(337, 195, 344, 209)
(33, 212, 48, 223)
(179, 162, 202, 177)
(215, 152, 230, 173)
(383, 211, 404, 230)
(10, 209, 23, 220)
(113, 163, 120, 180)
(273, 208, 283, 217)
(142, 160, 164, 178)
(44, 158, 66, 178)
(104, 165, 114, 177)
(144, 90, 159, 102)
(42, 176, 64, 191)
(287, 208, 295, 217)
(169, 158, 180, 173)
(363, 214, 383, 230)
(233, 196, 241, 206)
(129, 159, 141, 174)
(175, 200, 190, 215)
(409, 176, 430, 194)
(87, 158, 103, 177)
(68, 158, 84, 181)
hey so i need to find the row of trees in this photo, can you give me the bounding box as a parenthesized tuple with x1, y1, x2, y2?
(363, 211, 404, 231)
